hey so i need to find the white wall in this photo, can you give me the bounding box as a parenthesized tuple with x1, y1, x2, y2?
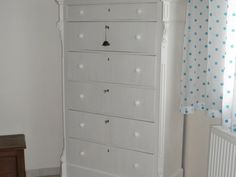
(184, 111, 221, 177)
(0, 0, 63, 170)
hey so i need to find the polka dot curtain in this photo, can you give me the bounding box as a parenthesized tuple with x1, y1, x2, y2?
(181, 0, 236, 132)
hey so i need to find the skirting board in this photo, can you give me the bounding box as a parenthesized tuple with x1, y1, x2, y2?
(66, 164, 183, 177)
(26, 167, 60, 177)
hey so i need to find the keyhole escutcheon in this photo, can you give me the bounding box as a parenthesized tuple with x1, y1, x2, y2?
(104, 89, 110, 93)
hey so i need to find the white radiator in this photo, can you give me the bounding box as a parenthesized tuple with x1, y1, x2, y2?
(208, 126, 236, 177)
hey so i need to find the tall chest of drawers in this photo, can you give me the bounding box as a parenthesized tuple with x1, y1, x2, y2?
(56, 0, 186, 177)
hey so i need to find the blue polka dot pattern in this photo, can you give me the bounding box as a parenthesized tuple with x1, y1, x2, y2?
(222, 0, 236, 132)
(181, 0, 236, 131)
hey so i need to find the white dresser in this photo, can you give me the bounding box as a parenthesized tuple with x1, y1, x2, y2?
(56, 0, 186, 177)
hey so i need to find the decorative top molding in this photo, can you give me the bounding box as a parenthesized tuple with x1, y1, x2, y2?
(56, 0, 65, 4)
(162, 0, 185, 2)
(55, 0, 64, 33)
(64, 0, 160, 5)
(162, 0, 186, 22)
(59, 0, 185, 4)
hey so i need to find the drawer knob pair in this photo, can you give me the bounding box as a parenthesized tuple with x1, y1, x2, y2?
(80, 94, 85, 99)
(80, 123, 85, 128)
(80, 151, 85, 156)
(79, 33, 84, 39)
(78, 64, 84, 69)
(133, 163, 140, 169)
(134, 131, 140, 138)
(79, 10, 84, 15)
(136, 9, 143, 15)
(135, 100, 141, 106)
(135, 35, 142, 40)
(135, 68, 141, 73)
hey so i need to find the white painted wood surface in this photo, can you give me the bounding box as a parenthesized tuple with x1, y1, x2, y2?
(56, 0, 186, 177)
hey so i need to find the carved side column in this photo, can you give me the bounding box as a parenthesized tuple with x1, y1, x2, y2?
(56, 1, 67, 177)
(158, 1, 185, 177)
(158, 2, 169, 175)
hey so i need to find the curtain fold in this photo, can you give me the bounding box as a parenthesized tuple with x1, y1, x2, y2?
(181, 0, 236, 131)
(222, 0, 236, 131)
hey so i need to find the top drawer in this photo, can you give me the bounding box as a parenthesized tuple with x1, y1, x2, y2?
(65, 3, 161, 22)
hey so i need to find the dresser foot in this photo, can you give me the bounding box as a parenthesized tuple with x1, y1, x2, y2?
(61, 150, 68, 177)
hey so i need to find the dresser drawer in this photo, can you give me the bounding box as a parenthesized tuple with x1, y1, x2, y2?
(66, 110, 156, 153)
(68, 165, 117, 177)
(66, 52, 157, 87)
(66, 82, 156, 122)
(65, 3, 160, 21)
(65, 22, 160, 54)
(68, 139, 155, 177)
(110, 85, 156, 122)
(65, 52, 111, 83)
(67, 111, 109, 143)
(66, 82, 110, 114)
(112, 146, 154, 177)
(111, 118, 155, 153)
(68, 139, 113, 174)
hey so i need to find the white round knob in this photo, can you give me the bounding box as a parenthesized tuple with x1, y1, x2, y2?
(80, 94, 84, 99)
(137, 9, 143, 15)
(80, 123, 85, 128)
(135, 35, 141, 40)
(135, 100, 141, 106)
(133, 163, 140, 169)
(79, 64, 84, 69)
(80, 151, 85, 156)
(134, 131, 140, 137)
(79, 10, 84, 15)
(135, 68, 141, 73)
(79, 33, 84, 39)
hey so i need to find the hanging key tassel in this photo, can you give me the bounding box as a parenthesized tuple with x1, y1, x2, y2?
(102, 25, 111, 46)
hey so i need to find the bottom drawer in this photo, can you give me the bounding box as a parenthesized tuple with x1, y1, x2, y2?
(67, 139, 155, 177)
(68, 164, 117, 177)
